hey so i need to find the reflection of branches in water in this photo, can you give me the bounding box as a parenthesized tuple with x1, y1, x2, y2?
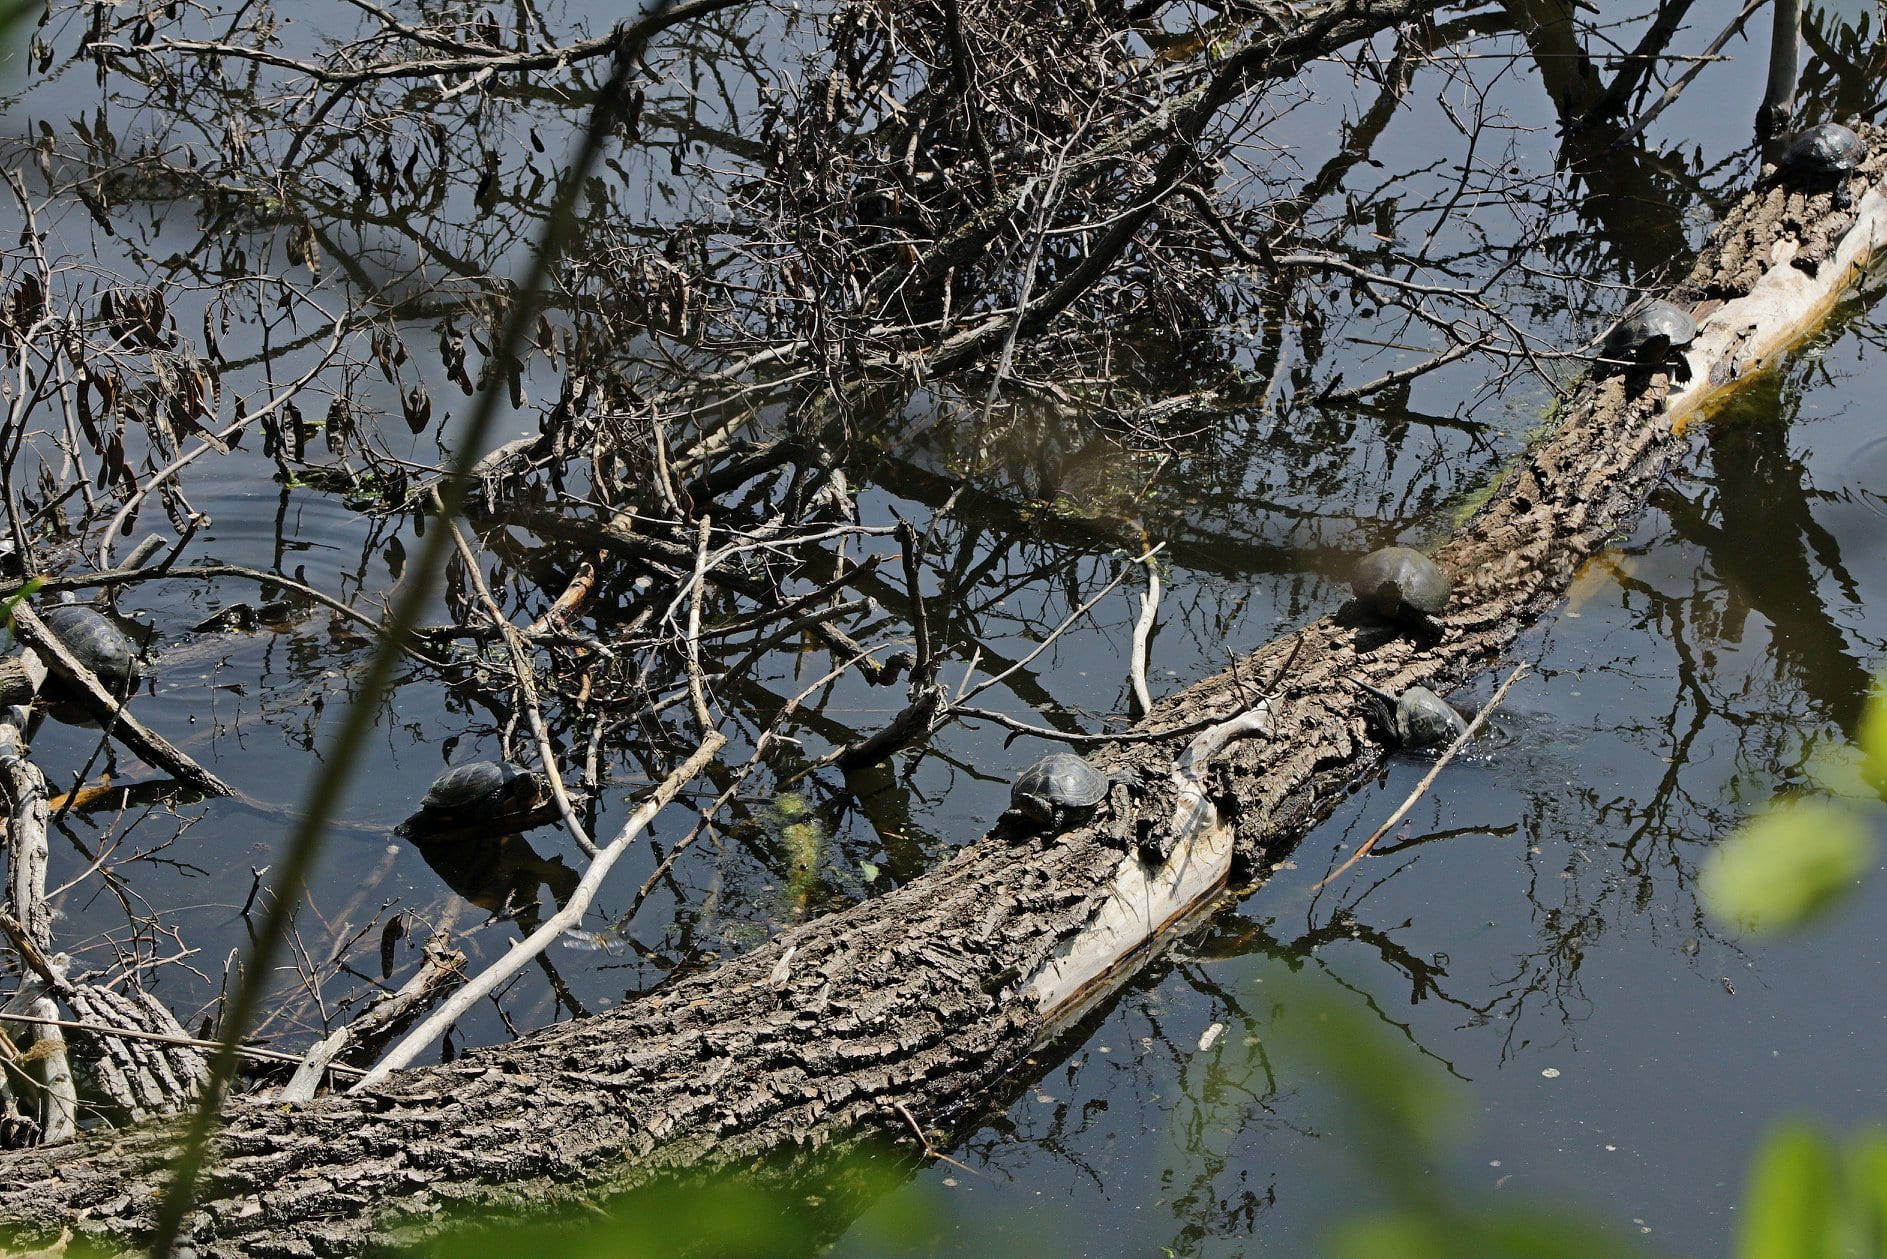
(1154, 1000, 1282, 1250)
(1666, 379, 1874, 734)
(1311, 353, 1887, 1052)
(50, 0, 1593, 449)
(3, 0, 1751, 764)
(49, 799, 216, 991)
(1800, 7, 1885, 125)
(1186, 911, 1470, 1085)
(1439, 655, 1770, 1059)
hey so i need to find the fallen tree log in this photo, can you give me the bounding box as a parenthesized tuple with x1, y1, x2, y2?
(0, 137, 1878, 1259)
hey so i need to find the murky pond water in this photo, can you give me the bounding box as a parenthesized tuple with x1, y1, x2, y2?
(828, 310, 1887, 1258)
(831, 21, 1887, 1259)
(2, 0, 1885, 1253)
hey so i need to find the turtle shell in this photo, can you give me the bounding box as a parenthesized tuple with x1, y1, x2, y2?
(420, 761, 539, 815)
(1395, 686, 1468, 748)
(1779, 123, 1864, 178)
(1601, 300, 1698, 358)
(40, 603, 141, 689)
(1010, 753, 1110, 827)
(1350, 547, 1451, 623)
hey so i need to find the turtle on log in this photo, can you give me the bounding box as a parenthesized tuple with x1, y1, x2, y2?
(1008, 753, 1117, 830)
(401, 760, 546, 838)
(1349, 546, 1451, 638)
(1773, 122, 1866, 208)
(39, 599, 142, 693)
(1597, 300, 1697, 383)
(1353, 680, 1468, 750)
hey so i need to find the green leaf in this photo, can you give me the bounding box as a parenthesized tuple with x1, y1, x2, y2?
(1804, 742, 1873, 803)
(1843, 1132, 1887, 1253)
(432, 1149, 929, 1258)
(1699, 801, 1873, 934)
(1859, 683, 1887, 798)
(0, 576, 43, 652)
(1258, 971, 1467, 1181)
(1330, 1207, 1642, 1259)
(1737, 1123, 1843, 1259)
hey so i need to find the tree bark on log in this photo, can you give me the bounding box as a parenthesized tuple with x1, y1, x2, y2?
(0, 119, 1878, 1259)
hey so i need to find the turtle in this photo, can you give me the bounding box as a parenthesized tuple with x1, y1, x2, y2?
(1353, 680, 1468, 749)
(1598, 300, 1697, 382)
(1009, 752, 1115, 829)
(1349, 546, 1451, 634)
(418, 760, 542, 821)
(1778, 122, 1864, 182)
(39, 599, 141, 691)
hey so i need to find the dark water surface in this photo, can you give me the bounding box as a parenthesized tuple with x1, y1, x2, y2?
(2, 1, 1885, 1255)
(835, 19, 1887, 1259)
(830, 309, 1887, 1259)
(873, 312, 1887, 1259)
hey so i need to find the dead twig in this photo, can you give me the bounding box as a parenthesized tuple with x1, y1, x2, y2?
(280, 934, 464, 1101)
(1614, 0, 1767, 144)
(891, 1100, 984, 1179)
(439, 498, 598, 857)
(0, 1010, 363, 1080)
(1129, 550, 1160, 718)
(352, 736, 726, 1089)
(105, 0, 747, 88)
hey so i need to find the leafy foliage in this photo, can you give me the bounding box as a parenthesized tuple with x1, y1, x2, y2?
(1737, 1124, 1887, 1259)
(1699, 801, 1873, 933)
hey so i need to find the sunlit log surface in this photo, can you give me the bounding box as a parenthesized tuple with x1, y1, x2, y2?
(0, 120, 1877, 1259)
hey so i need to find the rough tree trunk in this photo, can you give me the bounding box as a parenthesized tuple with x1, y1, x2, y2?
(0, 123, 1878, 1259)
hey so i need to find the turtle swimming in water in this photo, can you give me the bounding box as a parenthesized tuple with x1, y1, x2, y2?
(1009, 753, 1116, 830)
(415, 761, 544, 827)
(1349, 546, 1452, 637)
(1598, 300, 1697, 383)
(1353, 680, 1468, 750)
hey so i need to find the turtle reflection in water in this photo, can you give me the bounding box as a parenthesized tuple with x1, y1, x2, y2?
(1009, 753, 1126, 831)
(413, 831, 580, 930)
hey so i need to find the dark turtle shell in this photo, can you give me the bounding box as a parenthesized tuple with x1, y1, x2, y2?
(40, 602, 141, 689)
(420, 761, 540, 815)
(1010, 753, 1110, 827)
(1394, 686, 1468, 748)
(1350, 547, 1451, 624)
(1779, 123, 1864, 178)
(1601, 300, 1698, 358)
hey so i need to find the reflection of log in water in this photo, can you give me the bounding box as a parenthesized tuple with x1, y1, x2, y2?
(0, 127, 1879, 1257)
(1660, 368, 1874, 736)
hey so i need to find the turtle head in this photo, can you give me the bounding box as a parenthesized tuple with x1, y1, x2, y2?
(1012, 791, 1057, 827)
(1370, 579, 1405, 620)
(500, 769, 546, 811)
